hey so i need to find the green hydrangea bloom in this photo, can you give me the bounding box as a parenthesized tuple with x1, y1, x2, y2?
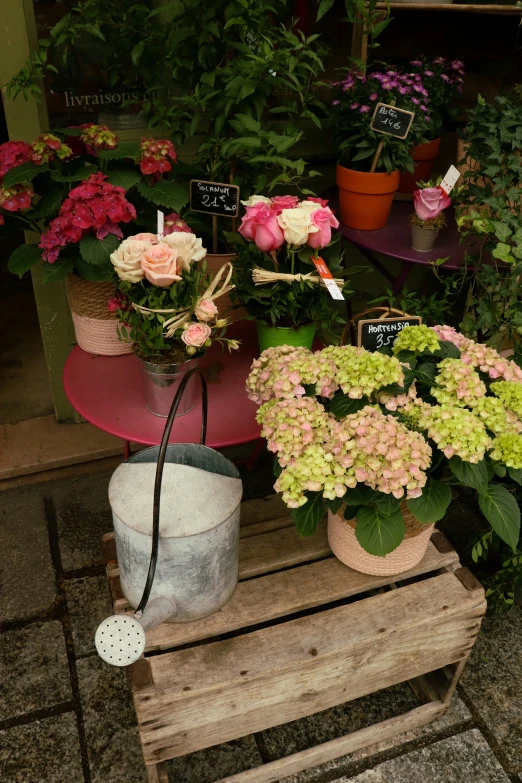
(490, 434, 522, 468)
(490, 381, 522, 418)
(471, 397, 522, 436)
(392, 325, 440, 355)
(418, 404, 491, 463)
(323, 345, 404, 399)
(431, 358, 486, 408)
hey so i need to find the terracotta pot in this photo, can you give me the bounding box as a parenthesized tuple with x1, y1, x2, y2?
(336, 165, 400, 230)
(411, 223, 438, 252)
(202, 253, 247, 323)
(328, 504, 434, 577)
(65, 275, 132, 356)
(398, 138, 441, 194)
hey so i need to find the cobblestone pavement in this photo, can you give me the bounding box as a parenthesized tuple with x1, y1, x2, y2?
(1, 453, 521, 783)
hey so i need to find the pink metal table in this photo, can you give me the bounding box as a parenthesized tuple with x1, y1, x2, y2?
(63, 321, 262, 462)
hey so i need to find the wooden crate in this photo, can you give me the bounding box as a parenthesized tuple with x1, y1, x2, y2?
(103, 494, 486, 783)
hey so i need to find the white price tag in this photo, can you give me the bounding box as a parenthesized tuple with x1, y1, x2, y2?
(439, 165, 461, 196)
(157, 210, 164, 237)
(312, 257, 344, 301)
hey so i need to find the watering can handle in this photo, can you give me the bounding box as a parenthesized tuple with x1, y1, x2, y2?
(135, 367, 208, 615)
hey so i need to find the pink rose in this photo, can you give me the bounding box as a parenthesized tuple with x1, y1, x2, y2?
(413, 187, 451, 221)
(307, 207, 340, 249)
(270, 195, 300, 213)
(239, 203, 284, 252)
(194, 298, 219, 322)
(306, 196, 329, 208)
(107, 297, 121, 313)
(140, 244, 181, 287)
(132, 232, 158, 243)
(181, 322, 212, 347)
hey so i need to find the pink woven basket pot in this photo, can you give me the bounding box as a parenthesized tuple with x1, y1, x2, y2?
(66, 275, 132, 356)
(328, 505, 434, 577)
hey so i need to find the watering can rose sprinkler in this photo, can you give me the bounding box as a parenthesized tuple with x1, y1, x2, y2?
(95, 368, 243, 666)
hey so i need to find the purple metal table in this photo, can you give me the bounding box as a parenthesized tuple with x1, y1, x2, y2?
(340, 202, 469, 295)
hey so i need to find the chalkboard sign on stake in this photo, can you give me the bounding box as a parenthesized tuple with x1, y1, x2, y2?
(190, 180, 240, 218)
(358, 316, 422, 352)
(370, 103, 415, 140)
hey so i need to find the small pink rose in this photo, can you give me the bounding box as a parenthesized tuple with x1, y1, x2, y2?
(270, 195, 299, 213)
(140, 244, 181, 287)
(413, 187, 451, 221)
(194, 298, 219, 322)
(107, 297, 121, 313)
(238, 202, 267, 241)
(181, 322, 212, 348)
(239, 203, 285, 252)
(307, 206, 340, 249)
(132, 232, 158, 243)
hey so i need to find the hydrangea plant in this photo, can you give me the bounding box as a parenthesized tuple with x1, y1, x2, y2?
(246, 325, 522, 558)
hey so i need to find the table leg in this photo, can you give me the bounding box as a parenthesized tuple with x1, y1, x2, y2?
(246, 439, 265, 471)
(392, 261, 413, 296)
(124, 440, 131, 460)
(357, 247, 397, 288)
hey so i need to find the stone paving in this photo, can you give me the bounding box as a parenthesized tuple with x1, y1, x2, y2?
(1, 454, 522, 783)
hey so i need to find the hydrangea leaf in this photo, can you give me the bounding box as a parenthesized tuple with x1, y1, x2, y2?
(98, 141, 141, 160)
(79, 234, 120, 266)
(105, 167, 142, 191)
(437, 341, 461, 360)
(507, 467, 522, 485)
(407, 477, 452, 524)
(2, 162, 48, 187)
(136, 180, 189, 211)
(73, 257, 113, 282)
(478, 484, 520, 551)
(449, 455, 488, 492)
(291, 491, 325, 537)
(7, 243, 43, 277)
(42, 257, 75, 282)
(328, 392, 368, 419)
(355, 506, 405, 557)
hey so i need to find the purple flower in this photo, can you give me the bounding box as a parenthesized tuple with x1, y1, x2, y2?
(451, 59, 465, 70)
(382, 82, 394, 91)
(413, 84, 423, 93)
(433, 56, 445, 65)
(386, 70, 397, 76)
(411, 97, 420, 105)
(424, 115, 431, 122)
(410, 60, 423, 66)
(420, 104, 428, 111)
(360, 105, 370, 113)
(369, 92, 378, 101)
(350, 102, 360, 110)
(356, 74, 367, 83)
(331, 100, 340, 105)
(440, 74, 450, 82)
(398, 86, 411, 95)
(457, 86, 463, 93)
(372, 72, 384, 81)
(424, 70, 434, 77)
(420, 87, 428, 97)
(414, 74, 422, 81)
(342, 84, 352, 92)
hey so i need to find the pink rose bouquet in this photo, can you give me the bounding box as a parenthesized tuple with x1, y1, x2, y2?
(109, 229, 239, 363)
(232, 193, 350, 333)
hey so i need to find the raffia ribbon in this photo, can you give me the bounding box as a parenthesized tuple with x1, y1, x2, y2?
(132, 262, 235, 339)
(252, 265, 344, 290)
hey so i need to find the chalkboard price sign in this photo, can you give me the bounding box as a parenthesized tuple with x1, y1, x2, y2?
(358, 317, 422, 352)
(190, 180, 240, 218)
(370, 103, 415, 140)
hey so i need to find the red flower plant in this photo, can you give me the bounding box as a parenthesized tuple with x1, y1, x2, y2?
(39, 172, 137, 263)
(164, 212, 192, 234)
(65, 124, 118, 157)
(0, 141, 33, 178)
(31, 133, 73, 165)
(139, 138, 177, 180)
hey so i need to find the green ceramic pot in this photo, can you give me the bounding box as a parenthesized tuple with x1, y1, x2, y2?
(256, 322, 316, 352)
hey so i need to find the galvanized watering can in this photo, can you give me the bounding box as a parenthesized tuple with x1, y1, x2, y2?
(95, 369, 242, 666)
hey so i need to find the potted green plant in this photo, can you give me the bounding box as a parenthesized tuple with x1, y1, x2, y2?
(4, 125, 190, 355)
(229, 194, 352, 350)
(330, 67, 429, 230)
(398, 57, 465, 193)
(246, 324, 522, 576)
(411, 181, 451, 252)
(109, 230, 239, 416)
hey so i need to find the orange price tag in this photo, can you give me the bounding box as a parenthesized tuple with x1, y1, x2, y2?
(312, 256, 344, 300)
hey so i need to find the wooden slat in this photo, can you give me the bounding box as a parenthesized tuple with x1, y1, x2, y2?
(135, 572, 485, 762)
(238, 520, 330, 577)
(216, 700, 445, 783)
(143, 540, 460, 651)
(240, 494, 287, 527)
(378, 2, 522, 12)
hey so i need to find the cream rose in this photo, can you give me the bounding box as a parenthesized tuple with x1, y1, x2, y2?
(181, 322, 212, 347)
(140, 244, 181, 287)
(277, 207, 319, 246)
(299, 200, 322, 214)
(110, 238, 149, 283)
(194, 298, 219, 322)
(240, 195, 272, 207)
(132, 232, 158, 243)
(160, 233, 206, 271)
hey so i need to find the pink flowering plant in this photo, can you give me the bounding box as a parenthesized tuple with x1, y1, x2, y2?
(110, 228, 239, 363)
(5, 126, 191, 284)
(228, 194, 353, 331)
(246, 323, 522, 557)
(406, 57, 465, 139)
(330, 66, 430, 174)
(412, 181, 451, 230)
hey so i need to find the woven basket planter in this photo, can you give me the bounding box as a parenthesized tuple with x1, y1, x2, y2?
(65, 275, 132, 356)
(328, 502, 434, 577)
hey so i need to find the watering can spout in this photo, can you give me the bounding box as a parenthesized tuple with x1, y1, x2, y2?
(95, 596, 177, 666)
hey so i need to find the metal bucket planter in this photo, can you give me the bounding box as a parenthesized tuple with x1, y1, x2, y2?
(95, 369, 243, 666)
(411, 224, 438, 253)
(138, 357, 199, 417)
